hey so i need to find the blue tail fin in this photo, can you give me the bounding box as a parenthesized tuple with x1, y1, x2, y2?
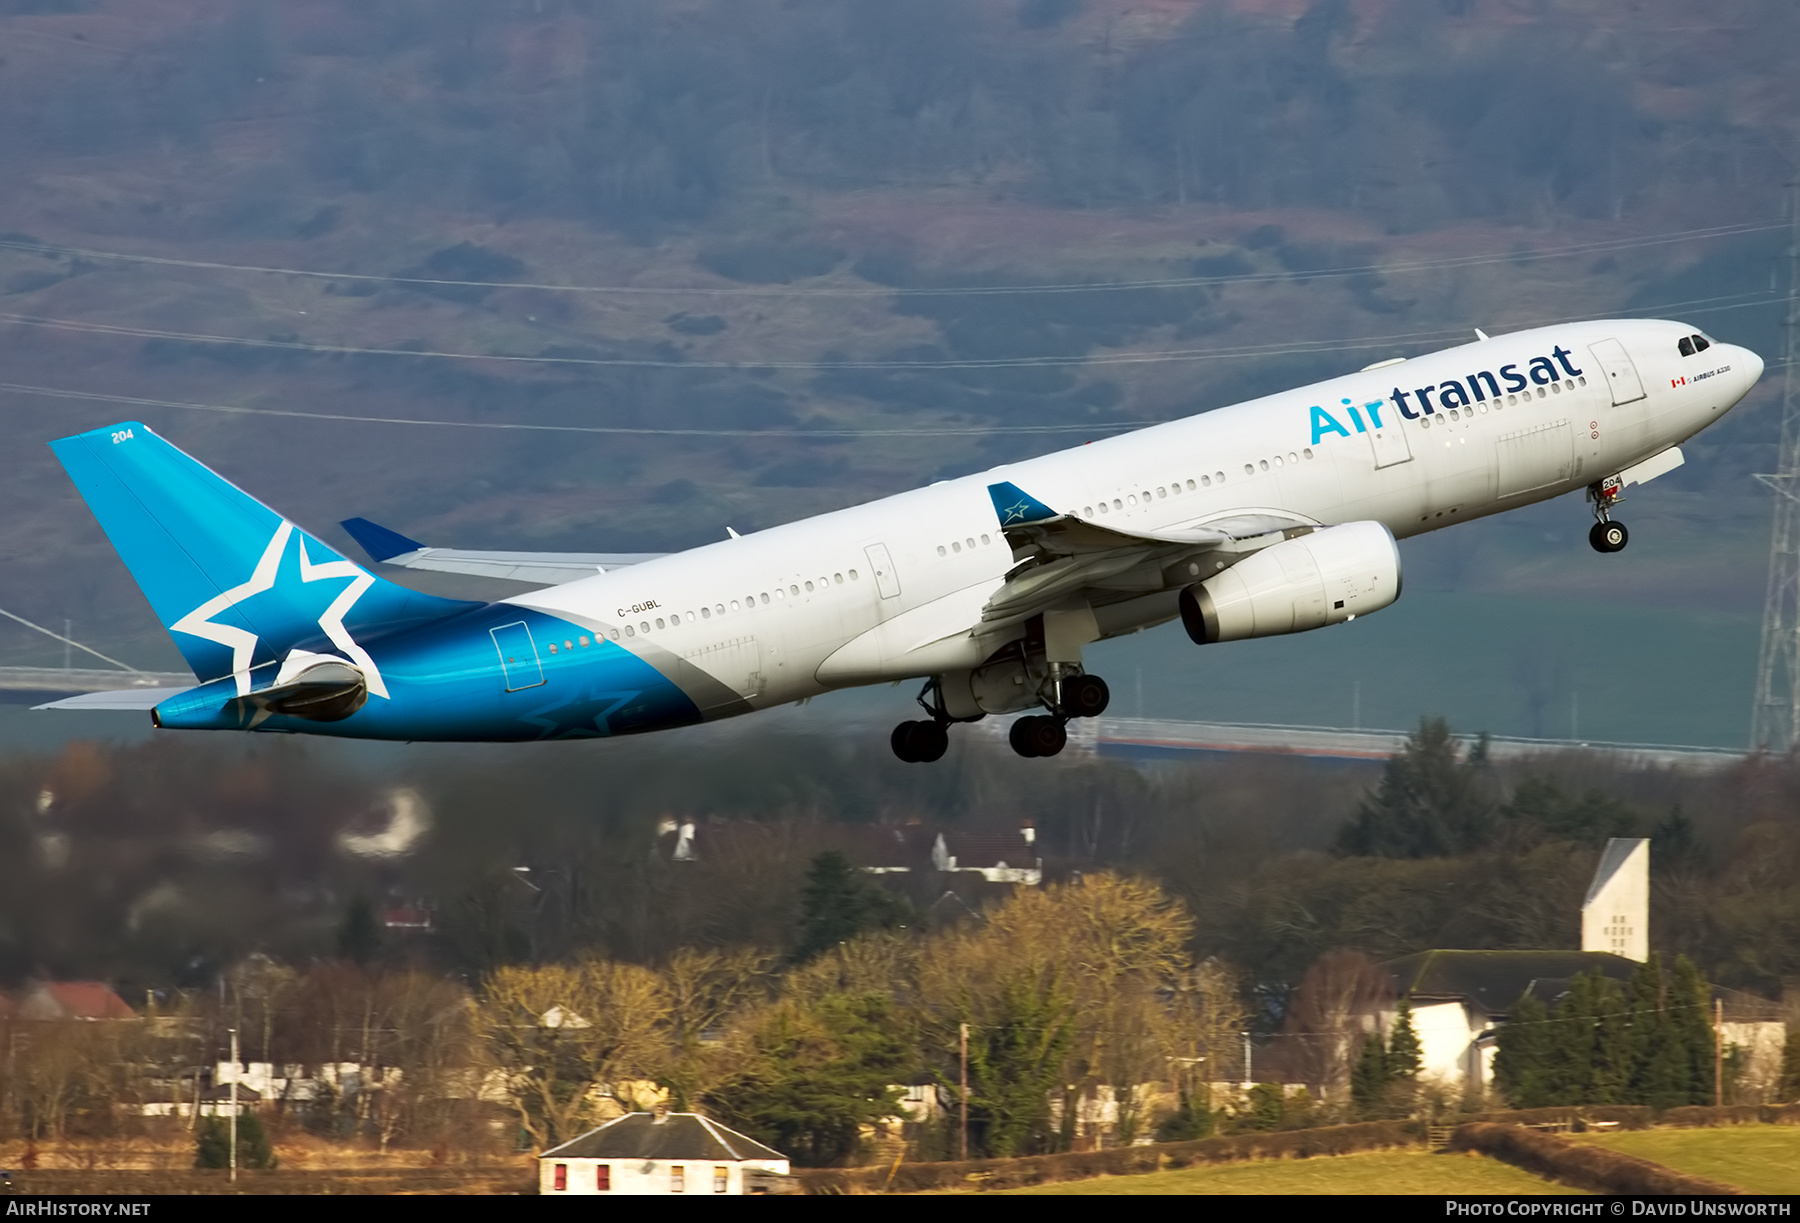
(50, 422, 477, 691)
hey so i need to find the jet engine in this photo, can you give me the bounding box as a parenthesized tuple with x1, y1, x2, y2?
(1179, 521, 1400, 645)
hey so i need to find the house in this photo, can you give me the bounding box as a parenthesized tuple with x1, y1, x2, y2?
(538, 1110, 791, 1195)
(930, 823, 1042, 885)
(1374, 949, 1641, 1096)
(13, 981, 137, 1021)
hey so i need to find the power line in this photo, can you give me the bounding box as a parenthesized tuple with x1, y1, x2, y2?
(0, 289, 1777, 373)
(0, 382, 1148, 438)
(0, 221, 1781, 299)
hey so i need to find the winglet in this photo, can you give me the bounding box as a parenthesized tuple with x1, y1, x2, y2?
(987, 481, 1059, 527)
(341, 517, 426, 563)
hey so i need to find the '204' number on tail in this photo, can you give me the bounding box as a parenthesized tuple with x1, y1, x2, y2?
(111, 428, 134, 444)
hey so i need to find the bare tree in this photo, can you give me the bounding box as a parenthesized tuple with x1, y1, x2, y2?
(470, 958, 672, 1148)
(1282, 949, 1392, 1107)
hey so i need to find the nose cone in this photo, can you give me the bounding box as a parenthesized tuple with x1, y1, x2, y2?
(1742, 345, 1766, 391)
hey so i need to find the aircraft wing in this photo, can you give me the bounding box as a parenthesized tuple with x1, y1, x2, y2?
(980, 481, 1316, 624)
(340, 518, 668, 586)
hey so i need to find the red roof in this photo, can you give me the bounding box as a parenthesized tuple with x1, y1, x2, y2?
(19, 982, 137, 1021)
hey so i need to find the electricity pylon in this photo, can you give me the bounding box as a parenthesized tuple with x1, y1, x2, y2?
(1750, 177, 1800, 751)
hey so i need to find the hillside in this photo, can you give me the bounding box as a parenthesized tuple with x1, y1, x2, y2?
(1, 0, 1796, 736)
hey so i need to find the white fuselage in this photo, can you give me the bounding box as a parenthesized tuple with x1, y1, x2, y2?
(510, 318, 1760, 716)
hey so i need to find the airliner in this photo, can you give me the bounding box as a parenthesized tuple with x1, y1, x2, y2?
(45, 318, 1762, 761)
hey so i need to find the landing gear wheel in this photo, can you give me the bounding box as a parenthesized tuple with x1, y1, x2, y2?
(1061, 674, 1110, 719)
(1009, 715, 1068, 758)
(1589, 520, 1629, 553)
(891, 720, 948, 763)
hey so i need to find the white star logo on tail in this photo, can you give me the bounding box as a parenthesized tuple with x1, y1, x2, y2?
(170, 522, 389, 700)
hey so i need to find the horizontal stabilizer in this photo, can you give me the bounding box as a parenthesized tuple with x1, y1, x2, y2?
(340, 518, 667, 586)
(35, 687, 188, 711)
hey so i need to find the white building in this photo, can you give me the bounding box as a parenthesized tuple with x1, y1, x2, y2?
(538, 1111, 791, 1195)
(1374, 950, 1640, 1097)
(1581, 837, 1649, 962)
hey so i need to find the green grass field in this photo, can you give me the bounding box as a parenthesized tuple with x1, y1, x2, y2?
(1573, 1125, 1800, 1194)
(989, 1149, 1582, 1196)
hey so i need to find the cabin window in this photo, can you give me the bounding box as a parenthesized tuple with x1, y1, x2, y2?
(579, 636, 589, 647)
(834, 573, 844, 584)
(1244, 464, 1254, 475)
(1273, 455, 1283, 467)
(773, 588, 783, 601)
(1113, 499, 1122, 510)
(1578, 376, 1587, 387)
(745, 593, 755, 605)
(1156, 486, 1167, 498)
(715, 603, 725, 615)
(1187, 478, 1197, 490)
(640, 622, 650, 633)
(1550, 382, 1561, 395)
(701, 608, 710, 619)
(952, 541, 962, 553)
(609, 629, 621, 640)
(760, 593, 769, 604)
(1447, 410, 1459, 420)
(597, 1165, 611, 1191)
(849, 569, 859, 580)
(937, 545, 947, 556)
(1169, 482, 1180, 495)
(652, 619, 661, 630)
(1127, 494, 1137, 506)
(1420, 418, 1431, 429)
(671, 1166, 685, 1194)
(730, 600, 741, 612)
(548, 643, 557, 654)
(980, 534, 990, 545)
(1537, 387, 1546, 398)
(1303, 449, 1313, 460)
(1259, 459, 1269, 471)
(565, 639, 574, 650)
(553, 1164, 567, 1192)
(1082, 506, 1093, 517)
(819, 576, 829, 588)
(1201, 475, 1211, 487)
(965, 538, 975, 550)
(1215, 471, 1225, 482)
(805, 580, 815, 591)
(1288, 453, 1298, 464)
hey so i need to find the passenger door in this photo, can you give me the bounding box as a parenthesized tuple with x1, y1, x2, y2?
(490, 621, 546, 691)
(1366, 414, 1414, 469)
(1589, 338, 1647, 406)
(864, 542, 902, 600)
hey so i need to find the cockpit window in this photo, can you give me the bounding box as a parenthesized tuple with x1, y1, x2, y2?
(1692, 334, 1710, 353)
(1679, 336, 1694, 357)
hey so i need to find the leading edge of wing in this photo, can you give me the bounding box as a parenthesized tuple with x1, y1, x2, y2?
(340, 517, 668, 585)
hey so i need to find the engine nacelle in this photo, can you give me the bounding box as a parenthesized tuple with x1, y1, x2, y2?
(1179, 521, 1400, 645)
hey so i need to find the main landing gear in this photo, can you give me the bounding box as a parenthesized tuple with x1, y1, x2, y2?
(889, 671, 1112, 763)
(1588, 475, 1629, 554)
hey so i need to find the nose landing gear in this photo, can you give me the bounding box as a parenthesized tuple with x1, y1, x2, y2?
(1589, 519, 1629, 553)
(1588, 475, 1629, 553)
